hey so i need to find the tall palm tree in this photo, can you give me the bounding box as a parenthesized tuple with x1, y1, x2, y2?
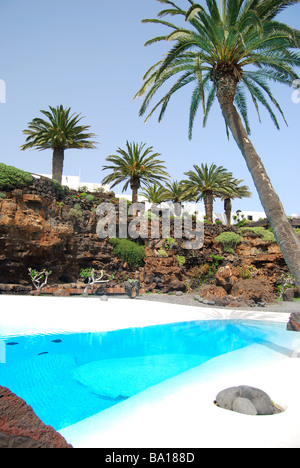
(21, 105, 97, 184)
(220, 178, 252, 227)
(101, 141, 170, 204)
(135, 0, 300, 288)
(181, 163, 232, 222)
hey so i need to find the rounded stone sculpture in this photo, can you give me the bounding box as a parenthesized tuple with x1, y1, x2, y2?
(216, 385, 275, 415)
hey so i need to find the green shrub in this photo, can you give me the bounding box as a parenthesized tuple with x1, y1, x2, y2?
(240, 227, 276, 243)
(156, 248, 168, 258)
(177, 255, 186, 267)
(215, 232, 242, 253)
(109, 238, 146, 267)
(210, 254, 223, 263)
(69, 205, 83, 220)
(0, 163, 33, 190)
(85, 194, 95, 202)
(0, 192, 6, 199)
(237, 265, 258, 279)
(52, 179, 67, 197)
(237, 266, 251, 279)
(165, 237, 176, 249)
(109, 238, 119, 247)
(236, 218, 248, 227)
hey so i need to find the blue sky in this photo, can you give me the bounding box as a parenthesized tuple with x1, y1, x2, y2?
(0, 0, 299, 215)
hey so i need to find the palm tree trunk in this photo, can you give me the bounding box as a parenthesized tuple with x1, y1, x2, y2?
(204, 190, 213, 223)
(224, 198, 232, 227)
(216, 75, 300, 288)
(52, 148, 64, 184)
(130, 177, 140, 205)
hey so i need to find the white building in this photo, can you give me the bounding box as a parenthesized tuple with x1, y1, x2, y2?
(39, 174, 109, 193)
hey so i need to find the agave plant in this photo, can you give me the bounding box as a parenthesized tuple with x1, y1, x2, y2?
(135, 0, 300, 287)
(21, 105, 97, 184)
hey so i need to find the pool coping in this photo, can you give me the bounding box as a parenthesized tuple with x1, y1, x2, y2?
(1, 295, 300, 448)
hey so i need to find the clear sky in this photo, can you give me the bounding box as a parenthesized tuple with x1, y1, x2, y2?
(0, 0, 299, 215)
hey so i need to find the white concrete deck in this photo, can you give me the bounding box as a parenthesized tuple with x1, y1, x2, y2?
(1, 295, 300, 448)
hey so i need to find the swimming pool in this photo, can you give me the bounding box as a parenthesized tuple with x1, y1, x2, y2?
(0, 318, 295, 431)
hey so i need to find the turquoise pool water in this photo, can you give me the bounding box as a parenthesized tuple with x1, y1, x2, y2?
(0, 319, 294, 430)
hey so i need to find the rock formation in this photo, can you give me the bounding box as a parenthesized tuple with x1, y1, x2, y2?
(287, 312, 300, 332)
(0, 177, 293, 304)
(0, 386, 72, 448)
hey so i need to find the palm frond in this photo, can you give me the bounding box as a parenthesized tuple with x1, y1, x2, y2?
(135, 0, 299, 138)
(234, 85, 251, 134)
(21, 105, 97, 151)
(101, 141, 170, 195)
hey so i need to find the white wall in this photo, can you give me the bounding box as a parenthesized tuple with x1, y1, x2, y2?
(39, 174, 109, 192)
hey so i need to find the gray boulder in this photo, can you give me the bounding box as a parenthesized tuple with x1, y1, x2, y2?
(239, 385, 274, 415)
(216, 385, 275, 415)
(232, 397, 258, 416)
(216, 387, 241, 411)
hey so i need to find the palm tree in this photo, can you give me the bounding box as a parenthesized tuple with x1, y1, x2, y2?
(135, 0, 300, 288)
(140, 183, 168, 206)
(21, 105, 97, 184)
(181, 163, 232, 223)
(220, 179, 252, 227)
(164, 180, 190, 215)
(101, 141, 170, 204)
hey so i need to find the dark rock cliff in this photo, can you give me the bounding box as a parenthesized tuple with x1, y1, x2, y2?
(0, 178, 291, 303)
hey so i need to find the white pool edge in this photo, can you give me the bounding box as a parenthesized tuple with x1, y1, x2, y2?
(1, 295, 300, 448)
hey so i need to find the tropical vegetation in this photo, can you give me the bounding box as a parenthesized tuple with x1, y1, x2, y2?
(140, 183, 168, 206)
(109, 237, 147, 267)
(101, 141, 170, 203)
(181, 163, 232, 222)
(0, 163, 33, 190)
(135, 0, 300, 288)
(215, 231, 242, 254)
(21, 105, 97, 184)
(164, 180, 191, 215)
(219, 178, 252, 226)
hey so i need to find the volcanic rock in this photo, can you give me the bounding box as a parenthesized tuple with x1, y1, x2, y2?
(231, 278, 277, 304)
(287, 312, 300, 332)
(215, 264, 240, 292)
(0, 386, 72, 448)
